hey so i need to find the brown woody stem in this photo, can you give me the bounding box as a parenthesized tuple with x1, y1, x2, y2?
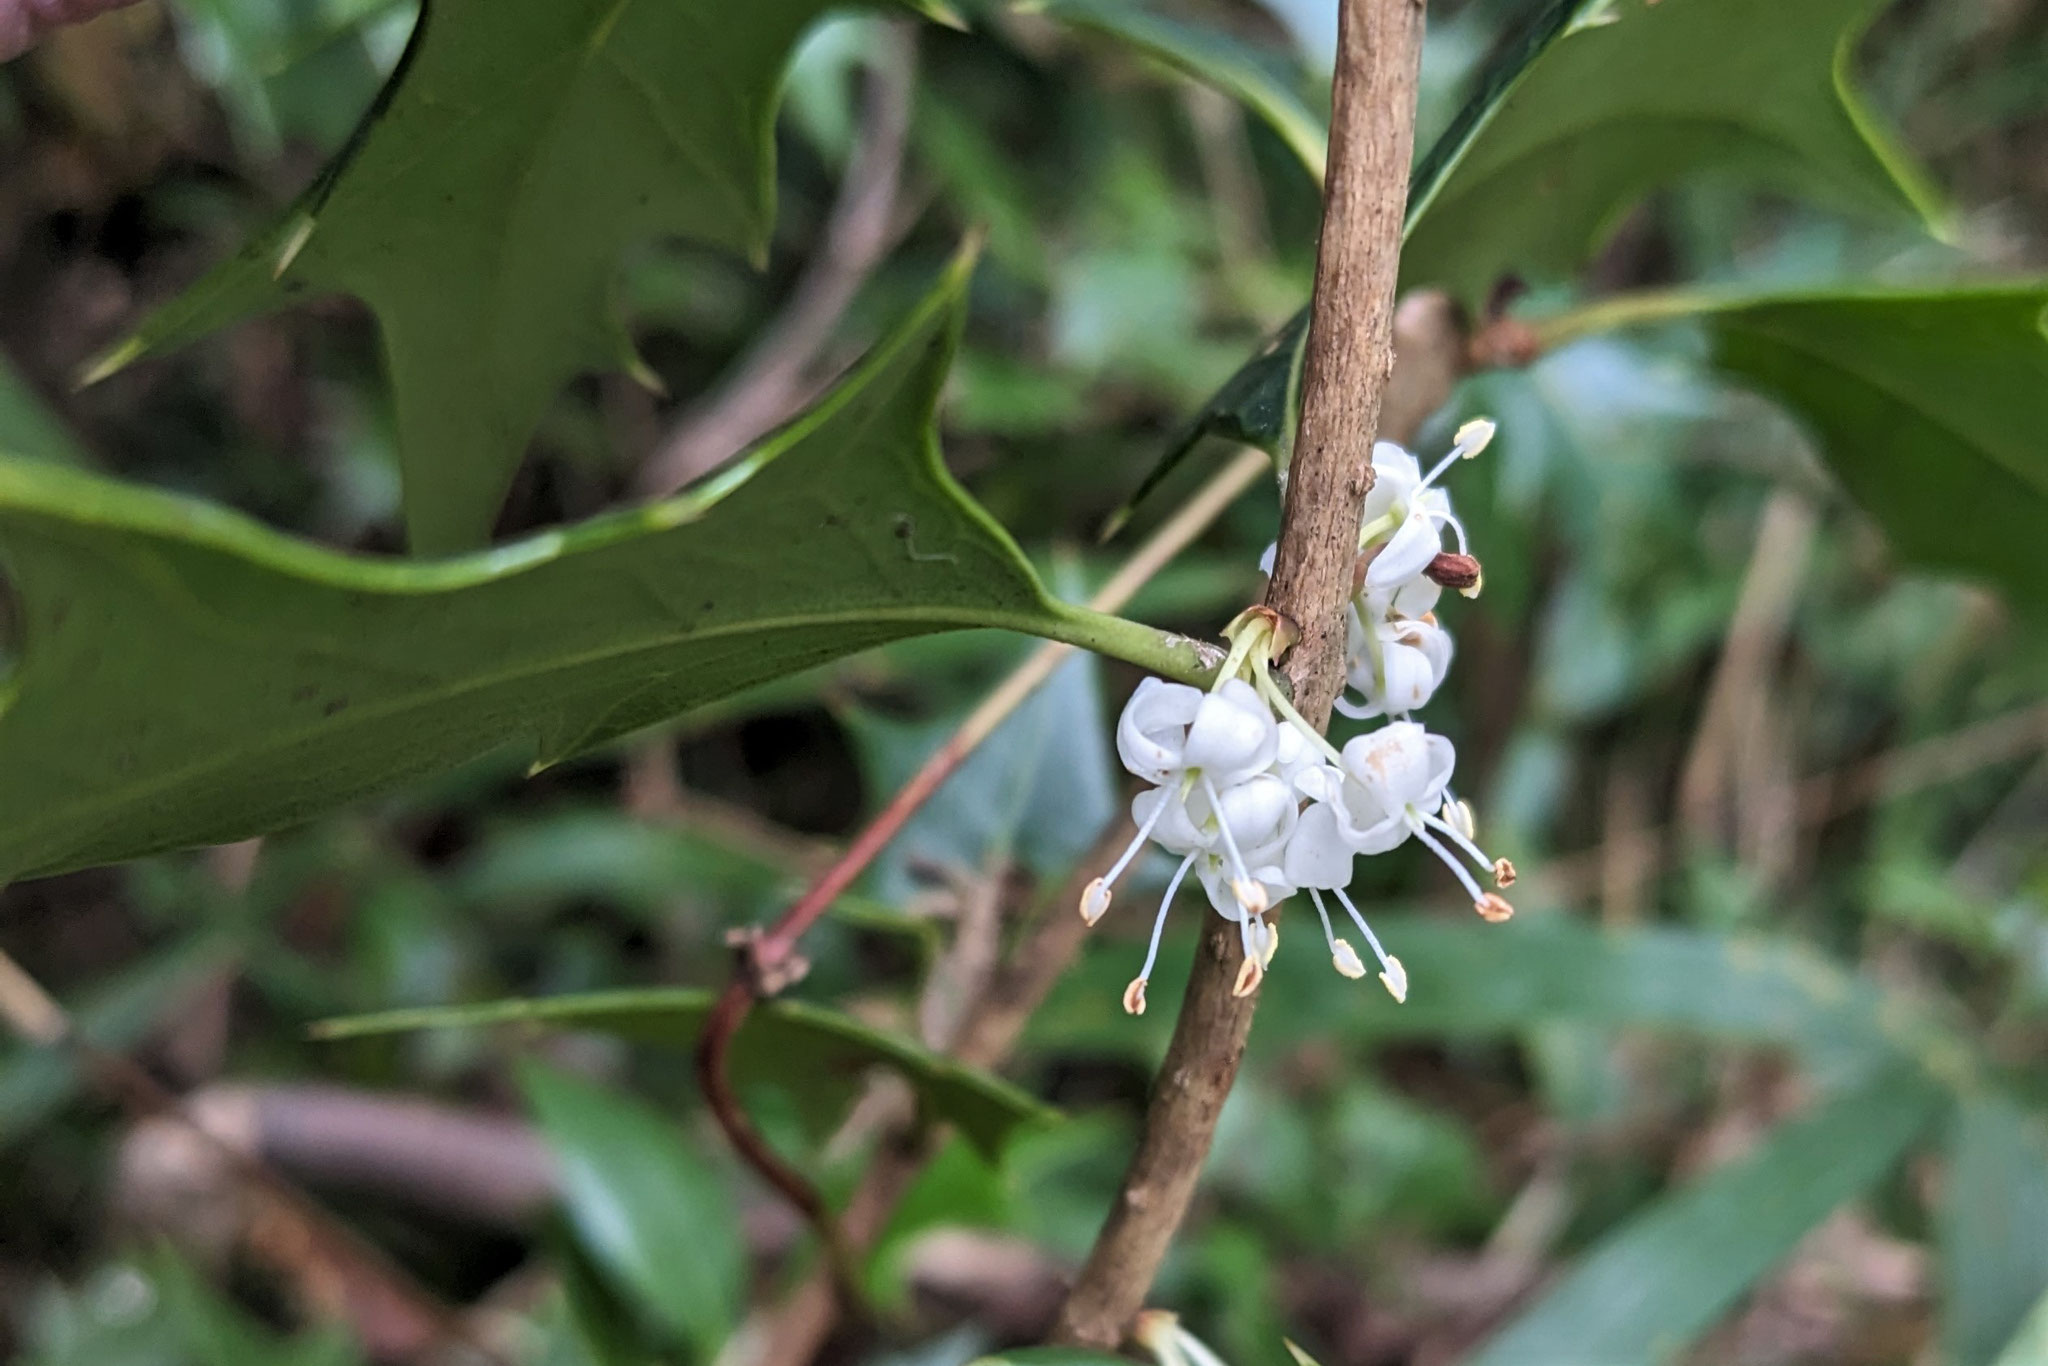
(1053, 0, 1428, 1346)
(693, 451, 1270, 1308)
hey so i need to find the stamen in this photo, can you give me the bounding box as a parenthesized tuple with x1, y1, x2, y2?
(1431, 506, 1472, 556)
(1203, 775, 1261, 899)
(1310, 890, 1367, 979)
(1439, 794, 1476, 841)
(1494, 857, 1517, 887)
(1475, 892, 1515, 923)
(1413, 824, 1488, 904)
(1232, 955, 1264, 997)
(1332, 887, 1406, 1003)
(1454, 417, 1496, 457)
(1123, 977, 1148, 1015)
(1080, 878, 1111, 925)
(1259, 916, 1280, 967)
(1081, 786, 1174, 922)
(1137, 853, 1198, 984)
(1421, 809, 1497, 876)
(1356, 510, 1400, 552)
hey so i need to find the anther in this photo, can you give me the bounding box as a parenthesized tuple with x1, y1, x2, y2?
(1379, 956, 1409, 1004)
(1493, 858, 1517, 887)
(1475, 892, 1514, 923)
(1233, 957, 1264, 997)
(1423, 552, 1482, 590)
(1123, 977, 1149, 1015)
(1331, 942, 1366, 979)
(1080, 877, 1112, 925)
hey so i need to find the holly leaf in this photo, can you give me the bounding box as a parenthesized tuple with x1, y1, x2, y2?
(1697, 286, 2048, 607)
(1402, 0, 1944, 304)
(83, 0, 919, 553)
(0, 257, 1205, 884)
(1114, 0, 1945, 528)
(1102, 0, 1587, 530)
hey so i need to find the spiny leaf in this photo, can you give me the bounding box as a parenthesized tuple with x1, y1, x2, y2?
(315, 986, 1053, 1157)
(83, 0, 916, 553)
(0, 259, 1208, 884)
(1466, 1063, 1947, 1366)
(1114, 0, 1946, 529)
(1103, 0, 1587, 531)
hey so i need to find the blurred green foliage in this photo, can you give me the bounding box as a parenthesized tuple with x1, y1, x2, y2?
(2, 1, 2047, 1365)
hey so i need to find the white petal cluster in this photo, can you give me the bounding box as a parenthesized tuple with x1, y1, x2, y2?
(1085, 422, 1516, 1014)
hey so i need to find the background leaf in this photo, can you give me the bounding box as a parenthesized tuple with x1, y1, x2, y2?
(1116, 0, 1947, 520)
(315, 987, 1052, 1157)
(0, 262, 1201, 883)
(518, 1062, 743, 1357)
(1030, 0, 1328, 182)
(89, 0, 910, 552)
(1693, 286, 2048, 606)
(1941, 1094, 2048, 1366)
(0, 358, 83, 467)
(1466, 1064, 1947, 1366)
(1401, 0, 1943, 304)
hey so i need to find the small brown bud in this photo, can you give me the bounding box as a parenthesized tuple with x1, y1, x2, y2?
(1424, 552, 1482, 590)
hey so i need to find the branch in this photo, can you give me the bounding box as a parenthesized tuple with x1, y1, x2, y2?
(1054, 0, 1428, 1347)
(744, 817, 1140, 1366)
(637, 20, 919, 497)
(693, 447, 1271, 1312)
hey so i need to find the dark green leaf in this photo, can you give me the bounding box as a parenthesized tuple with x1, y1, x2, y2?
(1467, 1064, 1946, 1366)
(1116, 0, 1947, 525)
(1402, 0, 1943, 304)
(1031, 0, 1327, 181)
(1695, 287, 2048, 607)
(83, 0, 924, 552)
(313, 987, 1051, 1157)
(0, 260, 1205, 884)
(1940, 1094, 2048, 1366)
(1101, 0, 1588, 528)
(519, 1063, 742, 1356)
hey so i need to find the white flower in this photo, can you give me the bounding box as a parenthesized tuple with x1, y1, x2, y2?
(1280, 800, 1408, 1002)
(1324, 722, 1516, 919)
(1357, 419, 1492, 591)
(1115, 677, 1276, 788)
(1337, 613, 1453, 720)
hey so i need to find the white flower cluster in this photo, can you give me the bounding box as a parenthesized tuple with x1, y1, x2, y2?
(1083, 421, 1515, 1013)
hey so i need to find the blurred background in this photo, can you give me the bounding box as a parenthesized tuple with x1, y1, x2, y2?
(2, 1, 2047, 1363)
